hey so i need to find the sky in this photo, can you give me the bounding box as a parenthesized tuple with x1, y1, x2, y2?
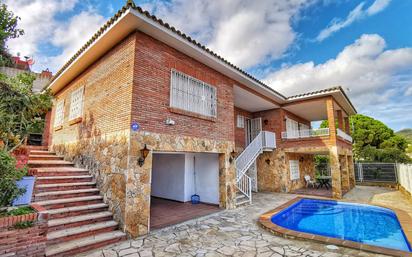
(5, 0, 412, 131)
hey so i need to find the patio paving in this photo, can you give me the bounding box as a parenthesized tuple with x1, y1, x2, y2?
(77, 189, 399, 257)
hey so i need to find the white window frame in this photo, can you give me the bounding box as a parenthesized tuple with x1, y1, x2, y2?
(237, 115, 245, 128)
(170, 69, 217, 118)
(54, 100, 64, 127)
(286, 118, 299, 138)
(69, 86, 84, 121)
(289, 160, 300, 180)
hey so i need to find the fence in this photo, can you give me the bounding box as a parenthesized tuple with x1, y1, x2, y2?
(354, 163, 397, 183)
(397, 164, 412, 196)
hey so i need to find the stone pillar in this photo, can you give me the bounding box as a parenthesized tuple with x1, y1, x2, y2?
(347, 155, 355, 189)
(326, 97, 342, 198)
(329, 148, 342, 199)
(125, 138, 151, 237)
(219, 152, 237, 209)
(340, 155, 350, 193)
(336, 110, 344, 130)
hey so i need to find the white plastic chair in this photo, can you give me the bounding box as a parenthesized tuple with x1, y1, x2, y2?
(304, 175, 316, 188)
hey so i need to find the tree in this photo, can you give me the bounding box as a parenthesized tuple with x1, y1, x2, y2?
(0, 72, 52, 152)
(320, 114, 411, 163)
(0, 4, 24, 66)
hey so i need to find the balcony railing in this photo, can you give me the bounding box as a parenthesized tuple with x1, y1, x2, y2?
(337, 128, 353, 142)
(281, 128, 330, 139)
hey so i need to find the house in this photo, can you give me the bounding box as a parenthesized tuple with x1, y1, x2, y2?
(0, 56, 52, 92)
(43, 1, 356, 241)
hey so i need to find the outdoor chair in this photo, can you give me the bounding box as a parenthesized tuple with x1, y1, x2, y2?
(304, 175, 317, 188)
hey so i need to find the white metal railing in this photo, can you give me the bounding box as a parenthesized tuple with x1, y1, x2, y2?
(281, 128, 330, 139)
(337, 128, 353, 142)
(397, 164, 412, 195)
(235, 131, 276, 205)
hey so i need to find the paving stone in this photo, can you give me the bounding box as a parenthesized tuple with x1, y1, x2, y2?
(79, 193, 392, 257)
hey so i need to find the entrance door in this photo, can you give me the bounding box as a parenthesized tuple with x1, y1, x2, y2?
(245, 117, 262, 145)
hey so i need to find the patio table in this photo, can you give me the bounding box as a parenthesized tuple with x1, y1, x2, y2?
(316, 176, 331, 190)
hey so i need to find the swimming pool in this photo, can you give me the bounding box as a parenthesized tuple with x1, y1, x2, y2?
(270, 198, 412, 252)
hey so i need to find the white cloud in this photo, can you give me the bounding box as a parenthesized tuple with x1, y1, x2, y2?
(405, 87, 412, 96)
(264, 34, 412, 110)
(5, 0, 77, 58)
(46, 11, 105, 71)
(367, 0, 391, 15)
(316, 0, 391, 42)
(5, 0, 105, 72)
(146, 0, 316, 68)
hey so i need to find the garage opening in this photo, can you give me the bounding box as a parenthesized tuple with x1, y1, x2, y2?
(150, 152, 221, 230)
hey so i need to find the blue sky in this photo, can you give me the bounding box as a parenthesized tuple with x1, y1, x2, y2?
(6, 0, 412, 131)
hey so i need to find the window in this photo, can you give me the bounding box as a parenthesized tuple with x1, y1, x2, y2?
(286, 118, 299, 138)
(289, 160, 300, 180)
(54, 100, 64, 127)
(237, 115, 245, 128)
(170, 69, 217, 117)
(69, 86, 84, 120)
(299, 123, 310, 137)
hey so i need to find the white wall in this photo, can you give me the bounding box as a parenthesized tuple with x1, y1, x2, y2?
(398, 164, 412, 195)
(183, 153, 219, 204)
(152, 152, 219, 205)
(151, 153, 185, 202)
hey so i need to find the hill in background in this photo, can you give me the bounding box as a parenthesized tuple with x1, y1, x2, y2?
(397, 129, 412, 155)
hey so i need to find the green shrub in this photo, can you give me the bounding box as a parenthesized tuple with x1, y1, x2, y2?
(0, 149, 27, 207)
(13, 221, 33, 229)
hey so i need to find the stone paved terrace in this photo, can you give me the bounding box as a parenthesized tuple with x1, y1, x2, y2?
(78, 187, 412, 257)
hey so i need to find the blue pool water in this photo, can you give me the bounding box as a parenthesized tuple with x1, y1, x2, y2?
(271, 199, 412, 252)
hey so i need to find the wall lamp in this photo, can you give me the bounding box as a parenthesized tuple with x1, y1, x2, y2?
(229, 150, 236, 163)
(138, 144, 150, 167)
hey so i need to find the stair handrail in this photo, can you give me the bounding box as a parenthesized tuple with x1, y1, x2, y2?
(235, 131, 263, 179)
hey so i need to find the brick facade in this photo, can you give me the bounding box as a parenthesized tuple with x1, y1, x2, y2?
(131, 31, 235, 142)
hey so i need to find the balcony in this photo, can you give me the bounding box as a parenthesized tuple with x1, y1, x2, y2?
(337, 128, 352, 142)
(281, 128, 330, 140)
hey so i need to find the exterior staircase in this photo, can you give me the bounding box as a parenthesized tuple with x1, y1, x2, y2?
(27, 146, 126, 257)
(234, 131, 276, 206)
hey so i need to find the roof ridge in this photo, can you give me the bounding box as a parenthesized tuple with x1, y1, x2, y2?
(286, 86, 343, 99)
(45, 1, 287, 100)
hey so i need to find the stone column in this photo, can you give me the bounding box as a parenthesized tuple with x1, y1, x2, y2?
(326, 98, 342, 198)
(125, 137, 151, 238)
(219, 152, 237, 209)
(340, 155, 350, 193)
(347, 155, 355, 189)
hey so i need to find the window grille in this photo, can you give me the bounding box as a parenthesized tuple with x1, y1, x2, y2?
(69, 86, 84, 120)
(54, 100, 64, 127)
(237, 115, 245, 128)
(170, 69, 217, 117)
(289, 160, 300, 180)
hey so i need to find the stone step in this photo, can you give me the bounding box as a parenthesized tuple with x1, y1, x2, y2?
(34, 195, 104, 210)
(30, 150, 56, 155)
(29, 155, 64, 161)
(36, 175, 93, 184)
(45, 231, 126, 257)
(48, 211, 113, 231)
(47, 220, 119, 245)
(28, 160, 74, 168)
(35, 181, 96, 193)
(34, 188, 100, 201)
(27, 145, 48, 151)
(235, 194, 250, 206)
(47, 203, 108, 219)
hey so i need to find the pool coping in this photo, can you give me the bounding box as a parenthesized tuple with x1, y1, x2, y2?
(259, 196, 412, 257)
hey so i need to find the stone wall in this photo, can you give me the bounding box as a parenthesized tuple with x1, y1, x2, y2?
(53, 130, 236, 238)
(53, 131, 130, 228)
(256, 149, 315, 193)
